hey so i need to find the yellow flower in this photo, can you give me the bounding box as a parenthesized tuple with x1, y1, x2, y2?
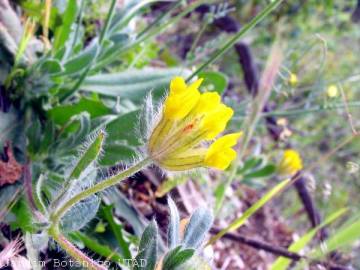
(204, 133, 243, 170)
(148, 76, 241, 171)
(288, 73, 298, 87)
(327, 84, 338, 98)
(278, 149, 303, 175)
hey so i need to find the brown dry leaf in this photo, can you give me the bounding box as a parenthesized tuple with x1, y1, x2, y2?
(0, 143, 22, 186)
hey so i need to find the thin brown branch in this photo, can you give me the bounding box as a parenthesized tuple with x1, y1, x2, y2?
(210, 227, 352, 270)
(210, 227, 303, 261)
(339, 84, 358, 135)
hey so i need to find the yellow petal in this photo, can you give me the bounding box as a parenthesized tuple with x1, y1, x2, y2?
(205, 148, 237, 170)
(204, 132, 242, 170)
(164, 77, 201, 120)
(193, 92, 221, 114)
(169, 76, 187, 95)
(188, 78, 203, 91)
(164, 88, 200, 119)
(200, 104, 234, 139)
(278, 149, 303, 175)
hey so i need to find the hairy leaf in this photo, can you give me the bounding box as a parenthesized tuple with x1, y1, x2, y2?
(183, 207, 213, 249)
(61, 195, 100, 232)
(167, 197, 180, 249)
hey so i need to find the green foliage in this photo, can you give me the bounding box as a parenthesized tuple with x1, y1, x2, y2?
(81, 68, 189, 102)
(132, 199, 213, 270)
(72, 231, 124, 263)
(183, 207, 214, 249)
(53, 0, 78, 51)
(134, 220, 158, 270)
(162, 246, 195, 270)
(198, 71, 228, 94)
(48, 97, 112, 125)
(312, 216, 360, 258)
(10, 196, 35, 232)
(1, 0, 360, 269)
(61, 195, 100, 232)
(271, 208, 348, 270)
(101, 110, 142, 165)
(167, 197, 180, 249)
(69, 131, 105, 179)
(210, 179, 290, 245)
(101, 204, 132, 259)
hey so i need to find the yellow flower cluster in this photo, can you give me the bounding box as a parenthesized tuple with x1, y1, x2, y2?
(148, 77, 241, 171)
(278, 149, 303, 175)
(288, 73, 298, 87)
(327, 84, 338, 98)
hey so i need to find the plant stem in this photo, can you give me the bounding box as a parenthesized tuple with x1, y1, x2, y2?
(51, 158, 151, 225)
(99, 0, 117, 45)
(49, 226, 107, 270)
(137, 1, 183, 38)
(186, 0, 284, 82)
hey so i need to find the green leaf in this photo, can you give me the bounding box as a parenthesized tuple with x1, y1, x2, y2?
(26, 118, 42, 155)
(103, 188, 146, 236)
(311, 213, 360, 258)
(99, 110, 143, 166)
(183, 207, 213, 249)
(237, 157, 263, 174)
(208, 179, 290, 245)
(0, 184, 21, 219)
(48, 97, 112, 126)
(61, 195, 100, 232)
(162, 246, 195, 270)
(38, 121, 55, 154)
(82, 68, 189, 102)
(105, 110, 141, 145)
(72, 231, 124, 263)
(54, 113, 91, 154)
(10, 196, 35, 232)
(271, 208, 347, 270)
(40, 59, 64, 74)
(168, 197, 180, 249)
(134, 220, 158, 270)
(214, 182, 226, 214)
(101, 205, 131, 259)
(243, 164, 276, 178)
(53, 0, 78, 51)
(69, 130, 105, 179)
(109, 0, 162, 34)
(96, 33, 129, 63)
(59, 42, 99, 76)
(0, 112, 17, 145)
(198, 71, 228, 95)
(100, 143, 138, 166)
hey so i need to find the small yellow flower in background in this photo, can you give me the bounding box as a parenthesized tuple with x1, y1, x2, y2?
(327, 84, 338, 98)
(288, 73, 298, 87)
(278, 149, 303, 175)
(148, 76, 241, 171)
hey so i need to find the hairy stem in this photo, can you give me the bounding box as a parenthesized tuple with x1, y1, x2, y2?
(49, 158, 151, 269)
(51, 158, 151, 226)
(49, 226, 107, 270)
